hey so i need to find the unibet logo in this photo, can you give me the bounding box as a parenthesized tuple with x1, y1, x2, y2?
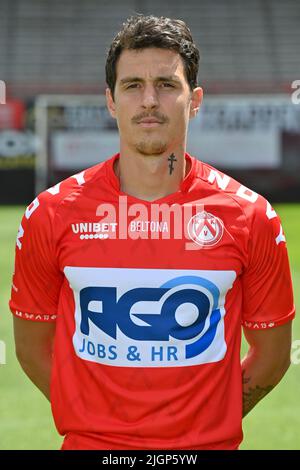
(65, 267, 236, 367)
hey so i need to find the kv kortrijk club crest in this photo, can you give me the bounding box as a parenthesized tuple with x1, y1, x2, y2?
(187, 211, 224, 248)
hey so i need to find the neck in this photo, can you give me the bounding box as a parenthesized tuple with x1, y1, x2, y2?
(114, 147, 190, 201)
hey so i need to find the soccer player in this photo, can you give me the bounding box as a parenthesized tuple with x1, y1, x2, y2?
(10, 15, 295, 450)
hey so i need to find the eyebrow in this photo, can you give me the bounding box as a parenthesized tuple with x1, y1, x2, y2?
(119, 76, 181, 86)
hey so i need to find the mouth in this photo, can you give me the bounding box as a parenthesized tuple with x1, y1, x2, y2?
(137, 119, 164, 127)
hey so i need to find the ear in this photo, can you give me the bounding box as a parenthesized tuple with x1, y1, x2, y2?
(106, 87, 117, 119)
(189, 87, 203, 119)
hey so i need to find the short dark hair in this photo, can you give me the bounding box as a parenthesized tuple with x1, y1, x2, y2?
(105, 14, 200, 100)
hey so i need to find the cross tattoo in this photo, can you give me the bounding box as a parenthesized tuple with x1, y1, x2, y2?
(168, 153, 177, 175)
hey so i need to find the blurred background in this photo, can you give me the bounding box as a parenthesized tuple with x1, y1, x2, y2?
(0, 0, 299, 450)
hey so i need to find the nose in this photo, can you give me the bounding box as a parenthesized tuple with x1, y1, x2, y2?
(141, 84, 159, 109)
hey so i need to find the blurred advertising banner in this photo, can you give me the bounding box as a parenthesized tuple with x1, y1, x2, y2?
(0, 100, 35, 169)
(52, 130, 119, 170)
(51, 127, 280, 171)
(33, 94, 300, 201)
(43, 94, 300, 173)
(1, 94, 299, 204)
(0, 100, 25, 130)
(188, 95, 300, 169)
(188, 128, 280, 169)
(0, 100, 35, 204)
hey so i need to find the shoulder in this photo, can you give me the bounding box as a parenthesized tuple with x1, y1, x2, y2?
(193, 159, 287, 265)
(27, 160, 108, 221)
(195, 159, 273, 227)
(16, 160, 109, 249)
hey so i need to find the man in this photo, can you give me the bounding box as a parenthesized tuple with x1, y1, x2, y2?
(10, 14, 295, 450)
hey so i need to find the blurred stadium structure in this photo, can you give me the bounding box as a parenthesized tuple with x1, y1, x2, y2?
(0, 0, 299, 203)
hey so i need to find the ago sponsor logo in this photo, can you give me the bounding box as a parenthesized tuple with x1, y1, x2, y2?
(65, 267, 236, 368)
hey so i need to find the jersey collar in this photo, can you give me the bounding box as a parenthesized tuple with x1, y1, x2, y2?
(106, 152, 198, 203)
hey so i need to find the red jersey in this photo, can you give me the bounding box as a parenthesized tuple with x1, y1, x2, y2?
(9, 153, 295, 450)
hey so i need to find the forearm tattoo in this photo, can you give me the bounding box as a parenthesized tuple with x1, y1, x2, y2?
(168, 153, 177, 175)
(242, 372, 274, 417)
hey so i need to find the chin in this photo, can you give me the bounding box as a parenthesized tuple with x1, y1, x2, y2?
(135, 140, 168, 156)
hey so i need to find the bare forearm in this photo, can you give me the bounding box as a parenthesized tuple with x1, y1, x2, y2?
(14, 318, 56, 402)
(241, 349, 290, 417)
(17, 352, 52, 401)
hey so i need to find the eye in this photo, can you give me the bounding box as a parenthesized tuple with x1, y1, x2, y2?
(161, 82, 175, 88)
(126, 83, 140, 89)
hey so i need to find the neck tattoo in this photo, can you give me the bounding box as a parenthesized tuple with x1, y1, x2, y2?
(168, 153, 177, 175)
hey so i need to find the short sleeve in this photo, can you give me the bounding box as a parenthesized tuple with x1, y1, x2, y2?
(241, 199, 295, 329)
(9, 196, 63, 322)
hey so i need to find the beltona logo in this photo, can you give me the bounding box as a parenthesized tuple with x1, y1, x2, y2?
(65, 267, 236, 368)
(187, 211, 224, 248)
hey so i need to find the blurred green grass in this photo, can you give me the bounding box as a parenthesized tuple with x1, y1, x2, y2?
(0, 204, 299, 450)
(241, 204, 300, 450)
(0, 206, 62, 450)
